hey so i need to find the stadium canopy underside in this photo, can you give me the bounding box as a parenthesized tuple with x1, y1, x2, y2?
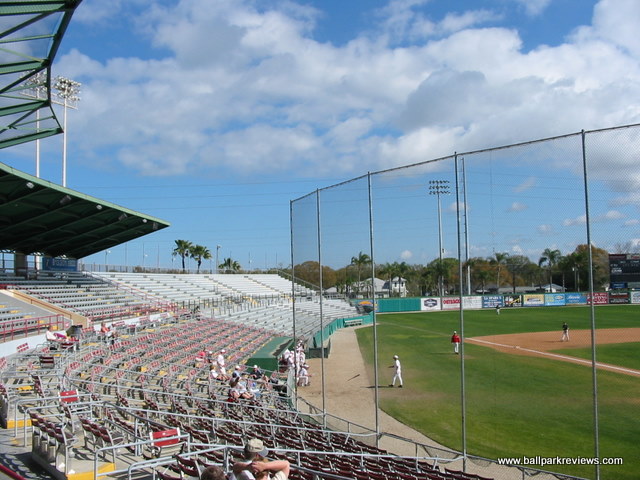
(0, 0, 82, 149)
(0, 161, 170, 259)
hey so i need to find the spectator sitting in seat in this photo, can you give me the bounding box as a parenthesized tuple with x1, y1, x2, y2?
(230, 438, 290, 480)
(201, 465, 226, 480)
(231, 364, 244, 381)
(210, 365, 229, 383)
(268, 371, 287, 397)
(236, 375, 254, 400)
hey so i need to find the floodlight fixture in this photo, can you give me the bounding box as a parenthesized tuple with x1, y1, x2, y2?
(21, 71, 48, 178)
(25, 182, 34, 189)
(59, 194, 72, 205)
(118, 213, 128, 221)
(428, 179, 451, 296)
(53, 76, 81, 187)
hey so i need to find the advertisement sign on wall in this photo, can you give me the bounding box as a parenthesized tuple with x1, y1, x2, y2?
(544, 294, 566, 306)
(523, 294, 545, 307)
(420, 297, 441, 311)
(463, 296, 483, 310)
(565, 293, 587, 304)
(609, 291, 630, 304)
(482, 295, 503, 308)
(503, 295, 522, 307)
(442, 297, 460, 310)
(587, 292, 609, 305)
(630, 291, 640, 304)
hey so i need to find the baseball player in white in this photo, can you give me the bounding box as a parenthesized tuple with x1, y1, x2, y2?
(389, 354, 403, 388)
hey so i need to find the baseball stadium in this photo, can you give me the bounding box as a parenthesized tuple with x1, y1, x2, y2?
(0, 3, 639, 480)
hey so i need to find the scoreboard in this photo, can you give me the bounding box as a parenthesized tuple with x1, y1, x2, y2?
(609, 254, 640, 289)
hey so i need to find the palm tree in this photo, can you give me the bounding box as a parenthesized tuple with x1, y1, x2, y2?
(377, 263, 393, 297)
(538, 248, 561, 290)
(190, 244, 212, 274)
(219, 257, 241, 273)
(491, 252, 509, 291)
(173, 239, 194, 272)
(476, 269, 491, 294)
(350, 251, 371, 295)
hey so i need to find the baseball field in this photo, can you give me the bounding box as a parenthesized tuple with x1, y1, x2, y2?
(355, 304, 639, 480)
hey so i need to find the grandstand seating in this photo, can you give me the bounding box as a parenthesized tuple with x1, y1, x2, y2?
(0, 271, 173, 323)
(84, 272, 359, 338)
(0, 310, 490, 480)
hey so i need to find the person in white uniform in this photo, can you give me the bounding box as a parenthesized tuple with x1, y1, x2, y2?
(389, 354, 403, 388)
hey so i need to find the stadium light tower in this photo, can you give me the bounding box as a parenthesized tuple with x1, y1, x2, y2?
(21, 71, 48, 177)
(429, 180, 451, 297)
(53, 76, 81, 187)
(216, 245, 221, 274)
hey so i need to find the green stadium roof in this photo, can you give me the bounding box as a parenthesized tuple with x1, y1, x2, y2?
(0, 161, 170, 259)
(0, 0, 82, 149)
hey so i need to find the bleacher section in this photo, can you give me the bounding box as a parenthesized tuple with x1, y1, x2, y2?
(0, 271, 173, 323)
(87, 273, 357, 339)
(0, 312, 494, 480)
(93, 272, 314, 306)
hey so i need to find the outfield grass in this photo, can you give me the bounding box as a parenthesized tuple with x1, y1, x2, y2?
(552, 342, 640, 371)
(355, 305, 640, 480)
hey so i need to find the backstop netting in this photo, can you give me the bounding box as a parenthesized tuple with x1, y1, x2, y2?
(290, 124, 640, 480)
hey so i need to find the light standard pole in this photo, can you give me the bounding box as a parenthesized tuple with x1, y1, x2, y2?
(104, 250, 111, 271)
(53, 76, 81, 187)
(429, 180, 451, 297)
(142, 243, 147, 271)
(21, 72, 48, 177)
(216, 245, 221, 275)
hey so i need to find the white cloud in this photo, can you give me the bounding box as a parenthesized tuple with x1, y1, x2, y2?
(538, 224, 553, 234)
(513, 177, 537, 193)
(508, 202, 527, 212)
(55, 0, 640, 180)
(595, 210, 624, 221)
(511, 0, 552, 17)
(563, 214, 587, 227)
(400, 249, 413, 260)
(624, 219, 639, 226)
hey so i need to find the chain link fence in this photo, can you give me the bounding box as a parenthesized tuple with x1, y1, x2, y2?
(291, 124, 640, 480)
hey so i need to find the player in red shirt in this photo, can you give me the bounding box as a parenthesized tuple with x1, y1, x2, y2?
(451, 331, 461, 354)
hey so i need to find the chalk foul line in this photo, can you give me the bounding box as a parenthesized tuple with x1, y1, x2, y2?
(467, 338, 640, 376)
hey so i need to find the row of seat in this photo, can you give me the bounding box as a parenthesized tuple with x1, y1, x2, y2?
(1, 310, 493, 480)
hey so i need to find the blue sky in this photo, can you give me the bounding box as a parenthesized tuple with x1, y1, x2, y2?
(3, 0, 640, 271)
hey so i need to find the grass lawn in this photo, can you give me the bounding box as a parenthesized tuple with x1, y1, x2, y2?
(355, 305, 640, 480)
(551, 342, 640, 371)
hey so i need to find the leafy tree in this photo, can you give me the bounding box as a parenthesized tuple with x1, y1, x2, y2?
(350, 251, 371, 294)
(538, 248, 562, 288)
(490, 252, 509, 290)
(219, 257, 241, 273)
(190, 244, 211, 274)
(378, 261, 412, 297)
(505, 255, 536, 292)
(293, 261, 336, 289)
(475, 269, 491, 293)
(173, 239, 194, 272)
(427, 257, 459, 295)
